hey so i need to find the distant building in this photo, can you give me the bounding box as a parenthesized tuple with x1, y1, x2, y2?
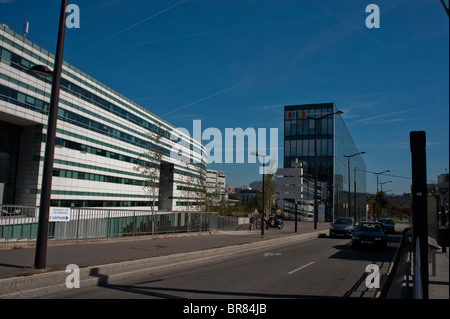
(206, 169, 226, 195)
(234, 186, 259, 202)
(386, 193, 412, 208)
(249, 180, 262, 190)
(224, 185, 234, 194)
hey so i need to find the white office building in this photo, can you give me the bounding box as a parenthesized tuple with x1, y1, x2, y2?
(0, 24, 207, 211)
(206, 169, 226, 195)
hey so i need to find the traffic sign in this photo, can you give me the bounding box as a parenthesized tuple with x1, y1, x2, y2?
(49, 207, 71, 222)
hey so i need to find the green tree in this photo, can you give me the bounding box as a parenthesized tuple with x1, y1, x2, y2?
(376, 191, 389, 218)
(134, 125, 165, 235)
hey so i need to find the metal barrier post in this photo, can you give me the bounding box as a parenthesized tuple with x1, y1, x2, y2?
(414, 237, 423, 299)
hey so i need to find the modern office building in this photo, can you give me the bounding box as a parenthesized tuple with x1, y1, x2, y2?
(0, 24, 207, 210)
(284, 103, 366, 222)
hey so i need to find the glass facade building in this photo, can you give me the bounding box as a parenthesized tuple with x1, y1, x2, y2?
(284, 103, 366, 222)
(0, 25, 206, 210)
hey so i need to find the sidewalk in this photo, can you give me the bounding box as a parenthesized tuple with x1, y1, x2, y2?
(428, 249, 449, 299)
(0, 221, 329, 298)
(387, 230, 449, 300)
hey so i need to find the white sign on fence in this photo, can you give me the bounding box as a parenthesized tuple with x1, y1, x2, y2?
(50, 207, 71, 222)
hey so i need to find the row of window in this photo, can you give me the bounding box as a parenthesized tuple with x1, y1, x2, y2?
(50, 199, 199, 208)
(0, 43, 204, 158)
(284, 138, 333, 158)
(33, 134, 161, 177)
(175, 202, 200, 207)
(50, 199, 154, 208)
(0, 31, 54, 68)
(176, 185, 203, 193)
(0, 83, 48, 115)
(283, 156, 333, 178)
(285, 118, 333, 137)
(52, 168, 147, 187)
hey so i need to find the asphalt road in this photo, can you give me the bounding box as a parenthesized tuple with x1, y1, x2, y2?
(41, 229, 403, 299)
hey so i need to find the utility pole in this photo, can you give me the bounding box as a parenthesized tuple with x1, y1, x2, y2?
(410, 131, 428, 299)
(34, 0, 68, 269)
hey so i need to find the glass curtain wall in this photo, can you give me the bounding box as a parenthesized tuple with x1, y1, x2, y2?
(284, 103, 366, 222)
(334, 115, 366, 221)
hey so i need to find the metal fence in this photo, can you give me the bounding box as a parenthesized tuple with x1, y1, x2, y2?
(0, 205, 241, 242)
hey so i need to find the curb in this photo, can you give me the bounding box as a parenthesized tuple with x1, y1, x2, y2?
(0, 229, 325, 299)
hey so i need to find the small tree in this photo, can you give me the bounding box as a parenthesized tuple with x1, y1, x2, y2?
(188, 162, 210, 231)
(135, 124, 165, 235)
(259, 173, 276, 219)
(375, 191, 389, 218)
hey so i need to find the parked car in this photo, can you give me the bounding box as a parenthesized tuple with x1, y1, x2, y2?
(378, 218, 395, 234)
(352, 221, 388, 250)
(329, 217, 356, 238)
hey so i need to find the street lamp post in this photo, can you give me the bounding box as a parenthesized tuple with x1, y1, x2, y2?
(344, 152, 365, 219)
(33, 0, 68, 269)
(250, 152, 266, 238)
(308, 110, 343, 229)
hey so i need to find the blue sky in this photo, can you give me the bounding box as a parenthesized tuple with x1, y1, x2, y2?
(1, 0, 448, 194)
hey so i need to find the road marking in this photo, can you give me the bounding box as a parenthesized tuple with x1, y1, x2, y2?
(288, 261, 315, 275)
(263, 252, 282, 257)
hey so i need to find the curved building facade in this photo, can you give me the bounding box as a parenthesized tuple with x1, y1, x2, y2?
(0, 24, 207, 210)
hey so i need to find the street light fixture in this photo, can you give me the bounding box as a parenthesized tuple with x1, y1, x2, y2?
(344, 152, 365, 219)
(29, 65, 53, 77)
(30, 0, 68, 269)
(380, 181, 392, 191)
(250, 151, 266, 238)
(308, 110, 343, 229)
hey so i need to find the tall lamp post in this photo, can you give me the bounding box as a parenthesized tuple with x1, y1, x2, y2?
(344, 152, 365, 218)
(308, 110, 343, 229)
(250, 152, 266, 238)
(31, 0, 68, 269)
(373, 170, 390, 219)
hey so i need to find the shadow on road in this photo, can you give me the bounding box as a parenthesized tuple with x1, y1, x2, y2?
(92, 281, 345, 299)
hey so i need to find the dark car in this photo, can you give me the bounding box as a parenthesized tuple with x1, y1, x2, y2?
(352, 221, 388, 250)
(379, 218, 395, 234)
(329, 217, 356, 238)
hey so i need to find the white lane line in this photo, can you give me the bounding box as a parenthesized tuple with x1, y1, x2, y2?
(288, 262, 315, 275)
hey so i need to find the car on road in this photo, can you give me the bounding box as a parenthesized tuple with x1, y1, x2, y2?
(378, 218, 395, 234)
(352, 221, 388, 250)
(329, 217, 356, 238)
